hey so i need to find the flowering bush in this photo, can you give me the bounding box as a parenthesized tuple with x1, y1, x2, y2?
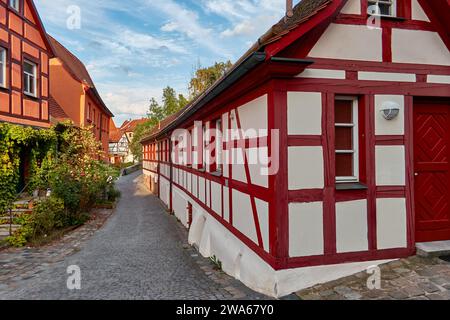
(3, 121, 119, 247)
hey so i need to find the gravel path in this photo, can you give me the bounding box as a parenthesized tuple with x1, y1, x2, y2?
(0, 171, 267, 300)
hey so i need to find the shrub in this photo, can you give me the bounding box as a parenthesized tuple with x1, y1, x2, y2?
(6, 215, 34, 247)
(32, 197, 65, 237)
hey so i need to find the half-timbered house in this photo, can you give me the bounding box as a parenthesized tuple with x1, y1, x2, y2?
(141, 0, 450, 297)
(0, 0, 54, 128)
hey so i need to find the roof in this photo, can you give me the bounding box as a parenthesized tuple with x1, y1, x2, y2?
(141, 0, 333, 143)
(109, 127, 123, 143)
(48, 35, 114, 118)
(48, 95, 69, 120)
(120, 118, 149, 133)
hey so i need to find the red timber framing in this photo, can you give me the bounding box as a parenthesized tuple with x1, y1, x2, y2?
(0, 0, 54, 128)
(141, 0, 450, 271)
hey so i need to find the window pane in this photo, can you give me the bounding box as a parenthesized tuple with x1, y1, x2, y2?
(24, 62, 34, 74)
(336, 153, 354, 177)
(335, 100, 353, 123)
(0, 49, 4, 85)
(335, 127, 353, 150)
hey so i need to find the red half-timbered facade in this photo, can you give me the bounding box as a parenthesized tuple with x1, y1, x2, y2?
(0, 0, 54, 128)
(141, 0, 450, 297)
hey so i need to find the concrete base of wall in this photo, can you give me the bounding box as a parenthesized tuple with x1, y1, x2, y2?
(187, 207, 393, 298)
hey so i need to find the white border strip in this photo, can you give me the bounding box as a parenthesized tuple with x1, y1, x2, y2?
(358, 71, 416, 82)
(427, 75, 450, 84)
(297, 68, 346, 80)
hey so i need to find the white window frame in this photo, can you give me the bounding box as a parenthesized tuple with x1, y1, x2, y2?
(335, 96, 359, 183)
(23, 59, 37, 97)
(0, 48, 6, 88)
(215, 118, 223, 173)
(9, 0, 20, 12)
(368, 0, 397, 17)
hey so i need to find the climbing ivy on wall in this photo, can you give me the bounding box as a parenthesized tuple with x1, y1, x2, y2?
(0, 123, 57, 213)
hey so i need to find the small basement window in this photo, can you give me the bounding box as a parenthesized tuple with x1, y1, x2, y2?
(23, 60, 37, 97)
(368, 0, 397, 17)
(335, 97, 359, 183)
(0, 48, 6, 88)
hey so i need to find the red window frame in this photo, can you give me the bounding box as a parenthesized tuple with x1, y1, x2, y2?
(334, 96, 367, 184)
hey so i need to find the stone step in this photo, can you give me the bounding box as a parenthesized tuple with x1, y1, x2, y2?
(416, 241, 450, 257)
(11, 208, 32, 213)
(0, 224, 21, 229)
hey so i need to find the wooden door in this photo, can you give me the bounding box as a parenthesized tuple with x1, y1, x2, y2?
(414, 98, 450, 242)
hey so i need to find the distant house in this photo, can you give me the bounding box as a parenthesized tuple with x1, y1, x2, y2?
(109, 118, 148, 164)
(0, 0, 55, 128)
(47, 36, 114, 156)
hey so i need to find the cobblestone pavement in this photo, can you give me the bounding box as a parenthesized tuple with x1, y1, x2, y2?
(0, 172, 269, 300)
(297, 256, 450, 300)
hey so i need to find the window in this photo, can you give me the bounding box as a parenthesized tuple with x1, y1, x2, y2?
(335, 97, 359, 183)
(202, 124, 207, 170)
(23, 60, 37, 97)
(368, 0, 396, 17)
(215, 118, 223, 173)
(87, 103, 91, 121)
(9, 0, 20, 12)
(0, 48, 5, 88)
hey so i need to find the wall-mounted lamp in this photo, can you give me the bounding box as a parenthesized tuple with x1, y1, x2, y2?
(380, 101, 400, 120)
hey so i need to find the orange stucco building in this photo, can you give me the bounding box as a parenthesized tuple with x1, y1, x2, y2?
(0, 0, 55, 128)
(48, 36, 114, 155)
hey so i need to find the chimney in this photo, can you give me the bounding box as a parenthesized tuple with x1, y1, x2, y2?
(286, 0, 294, 19)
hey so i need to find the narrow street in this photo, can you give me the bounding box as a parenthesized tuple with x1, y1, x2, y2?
(0, 172, 267, 300)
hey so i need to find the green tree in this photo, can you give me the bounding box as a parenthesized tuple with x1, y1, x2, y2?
(146, 97, 165, 124)
(189, 61, 233, 98)
(162, 86, 182, 115)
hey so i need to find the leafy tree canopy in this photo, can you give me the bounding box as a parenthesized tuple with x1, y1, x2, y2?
(188, 61, 233, 99)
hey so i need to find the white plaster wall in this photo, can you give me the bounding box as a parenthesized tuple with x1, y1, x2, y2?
(288, 147, 324, 190)
(375, 95, 405, 135)
(160, 176, 170, 206)
(223, 186, 230, 223)
(231, 148, 247, 184)
(187, 172, 192, 193)
(255, 199, 269, 252)
(223, 149, 230, 178)
(232, 189, 258, 245)
(412, 0, 430, 22)
(358, 71, 416, 82)
(428, 75, 450, 84)
(237, 95, 268, 136)
(392, 29, 450, 66)
(199, 176, 206, 203)
(192, 174, 198, 198)
(375, 146, 406, 186)
(206, 179, 211, 208)
(247, 147, 269, 188)
(336, 200, 369, 253)
(340, 0, 361, 15)
(377, 198, 408, 250)
(187, 203, 393, 297)
(309, 23, 383, 62)
(289, 202, 324, 257)
(173, 187, 188, 227)
(297, 69, 346, 79)
(211, 181, 222, 216)
(287, 92, 322, 135)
